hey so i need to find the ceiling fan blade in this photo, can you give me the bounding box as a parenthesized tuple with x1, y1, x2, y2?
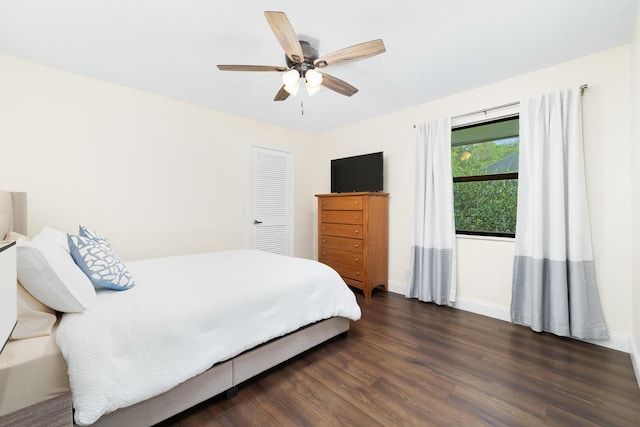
(314, 39, 386, 68)
(264, 11, 304, 63)
(274, 85, 291, 101)
(320, 73, 359, 97)
(217, 65, 288, 72)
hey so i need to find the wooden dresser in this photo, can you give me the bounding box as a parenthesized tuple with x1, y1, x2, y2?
(316, 192, 389, 298)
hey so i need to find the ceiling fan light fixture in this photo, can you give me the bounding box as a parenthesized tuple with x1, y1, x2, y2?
(305, 69, 323, 88)
(284, 81, 300, 96)
(282, 69, 300, 87)
(306, 81, 321, 96)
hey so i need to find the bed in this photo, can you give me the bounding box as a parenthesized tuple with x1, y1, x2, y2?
(0, 190, 361, 427)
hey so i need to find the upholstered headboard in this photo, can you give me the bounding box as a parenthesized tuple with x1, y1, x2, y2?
(0, 191, 27, 240)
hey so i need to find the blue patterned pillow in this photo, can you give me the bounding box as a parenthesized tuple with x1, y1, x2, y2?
(79, 225, 114, 251)
(68, 234, 135, 291)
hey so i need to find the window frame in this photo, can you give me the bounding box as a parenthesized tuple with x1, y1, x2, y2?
(451, 115, 519, 239)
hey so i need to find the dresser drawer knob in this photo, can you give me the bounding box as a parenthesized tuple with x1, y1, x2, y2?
(354, 230, 359, 234)
(322, 201, 327, 205)
(355, 201, 359, 205)
(354, 216, 359, 220)
(322, 239, 327, 243)
(355, 258, 360, 263)
(355, 272, 360, 276)
(322, 215, 327, 219)
(323, 252, 327, 256)
(322, 227, 326, 231)
(355, 244, 359, 248)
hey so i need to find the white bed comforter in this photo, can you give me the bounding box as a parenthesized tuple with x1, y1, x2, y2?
(56, 249, 361, 425)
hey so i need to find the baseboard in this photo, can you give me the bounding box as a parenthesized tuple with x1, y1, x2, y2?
(387, 281, 408, 296)
(583, 332, 630, 353)
(453, 296, 511, 322)
(631, 336, 640, 388)
(387, 282, 630, 353)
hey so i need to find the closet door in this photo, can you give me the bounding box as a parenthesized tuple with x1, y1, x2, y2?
(250, 146, 293, 256)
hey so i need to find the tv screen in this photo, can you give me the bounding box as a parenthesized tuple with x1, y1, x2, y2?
(331, 152, 383, 193)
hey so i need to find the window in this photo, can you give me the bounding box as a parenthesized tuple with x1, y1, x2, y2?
(451, 116, 519, 237)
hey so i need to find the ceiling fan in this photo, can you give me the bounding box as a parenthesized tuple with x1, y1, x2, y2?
(217, 11, 386, 101)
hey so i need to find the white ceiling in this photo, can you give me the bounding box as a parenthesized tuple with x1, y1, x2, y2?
(0, 0, 637, 133)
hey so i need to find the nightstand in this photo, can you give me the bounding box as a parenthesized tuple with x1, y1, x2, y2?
(0, 241, 17, 352)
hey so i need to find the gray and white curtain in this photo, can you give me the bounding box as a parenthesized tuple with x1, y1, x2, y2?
(511, 86, 608, 339)
(407, 119, 457, 305)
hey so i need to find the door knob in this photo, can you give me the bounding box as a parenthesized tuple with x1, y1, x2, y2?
(253, 220, 263, 224)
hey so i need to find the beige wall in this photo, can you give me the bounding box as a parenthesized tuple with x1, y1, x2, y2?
(0, 54, 317, 261)
(315, 46, 633, 349)
(631, 7, 640, 382)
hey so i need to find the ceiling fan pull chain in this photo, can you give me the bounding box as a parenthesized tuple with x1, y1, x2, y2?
(301, 101, 304, 116)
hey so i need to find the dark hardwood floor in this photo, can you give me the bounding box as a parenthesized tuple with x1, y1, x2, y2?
(157, 291, 640, 426)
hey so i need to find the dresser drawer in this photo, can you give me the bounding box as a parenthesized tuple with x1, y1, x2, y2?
(319, 223, 363, 239)
(323, 261, 365, 283)
(319, 196, 363, 210)
(320, 210, 363, 225)
(319, 236, 363, 253)
(319, 248, 363, 268)
(342, 277, 365, 290)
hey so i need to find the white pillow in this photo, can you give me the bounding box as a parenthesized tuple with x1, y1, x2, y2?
(37, 226, 70, 251)
(16, 227, 96, 313)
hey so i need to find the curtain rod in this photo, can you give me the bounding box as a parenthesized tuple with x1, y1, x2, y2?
(413, 84, 588, 128)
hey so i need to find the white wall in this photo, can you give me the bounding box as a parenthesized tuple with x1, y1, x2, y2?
(0, 54, 317, 261)
(630, 7, 640, 384)
(314, 46, 633, 349)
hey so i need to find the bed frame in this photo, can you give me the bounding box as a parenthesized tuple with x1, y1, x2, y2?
(0, 191, 350, 427)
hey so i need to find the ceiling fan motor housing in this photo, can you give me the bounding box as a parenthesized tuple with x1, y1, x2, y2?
(286, 40, 319, 75)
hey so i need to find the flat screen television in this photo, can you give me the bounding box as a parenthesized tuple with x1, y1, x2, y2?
(331, 152, 383, 193)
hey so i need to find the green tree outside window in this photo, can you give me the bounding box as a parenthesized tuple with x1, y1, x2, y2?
(452, 117, 519, 237)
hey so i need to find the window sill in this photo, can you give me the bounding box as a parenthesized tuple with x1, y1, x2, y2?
(455, 234, 515, 243)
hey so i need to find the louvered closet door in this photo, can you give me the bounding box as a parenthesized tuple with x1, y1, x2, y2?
(251, 146, 293, 256)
